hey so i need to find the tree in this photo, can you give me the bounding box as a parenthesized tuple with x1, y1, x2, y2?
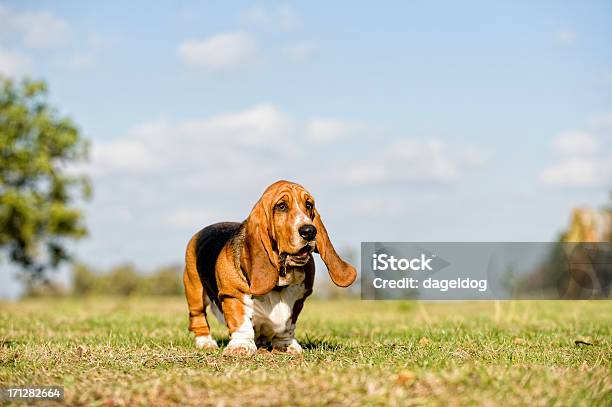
(0, 78, 90, 279)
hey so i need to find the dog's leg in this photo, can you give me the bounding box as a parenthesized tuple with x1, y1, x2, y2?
(183, 270, 217, 350)
(271, 324, 302, 354)
(221, 295, 256, 356)
(183, 235, 217, 350)
(272, 264, 314, 354)
(271, 287, 308, 354)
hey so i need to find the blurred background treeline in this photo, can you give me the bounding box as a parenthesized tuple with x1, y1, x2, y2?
(21, 249, 361, 299)
(22, 261, 360, 299)
(23, 263, 184, 298)
(513, 206, 611, 299)
(21, 205, 610, 300)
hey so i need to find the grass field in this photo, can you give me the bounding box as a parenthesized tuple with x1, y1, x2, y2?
(1, 298, 610, 406)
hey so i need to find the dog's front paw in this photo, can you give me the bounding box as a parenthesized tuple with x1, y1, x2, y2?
(272, 338, 303, 354)
(195, 335, 218, 350)
(223, 338, 257, 356)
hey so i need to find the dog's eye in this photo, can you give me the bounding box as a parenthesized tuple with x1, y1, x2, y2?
(275, 202, 288, 212)
(305, 201, 313, 211)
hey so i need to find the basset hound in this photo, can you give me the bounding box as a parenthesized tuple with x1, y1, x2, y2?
(183, 180, 356, 355)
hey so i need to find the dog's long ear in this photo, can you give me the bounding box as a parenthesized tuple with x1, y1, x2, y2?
(243, 198, 279, 295)
(313, 208, 356, 287)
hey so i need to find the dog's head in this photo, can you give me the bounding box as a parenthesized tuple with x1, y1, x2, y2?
(243, 180, 356, 295)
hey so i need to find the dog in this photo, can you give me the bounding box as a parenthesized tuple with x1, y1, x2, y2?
(183, 180, 357, 355)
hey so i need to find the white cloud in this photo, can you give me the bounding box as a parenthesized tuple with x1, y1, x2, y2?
(348, 197, 408, 217)
(455, 146, 493, 167)
(89, 104, 295, 176)
(277, 5, 301, 30)
(344, 139, 486, 185)
(588, 112, 612, 134)
(540, 116, 612, 188)
(164, 208, 215, 229)
(552, 131, 598, 156)
(345, 163, 389, 184)
(539, 158, 609, 187)
(244, 6, 271, 26)
(0, 5, 73, 77)
(92, 139, 160, 174)
(306, 118, 364, 143)
(0, 6, 110, 75)
(244, 5, 301, 31)
(90, 106, 488, 191)
(15, 11, 69, 48)
(0, 48, 31, 77)
(67, 53, 96, 70)
(556, 29, 577, 46)
(0, 5, 69, 48)
(177, 32, 260, 72)
(284, 41, 317, 62)
(196, 104, 294, 145)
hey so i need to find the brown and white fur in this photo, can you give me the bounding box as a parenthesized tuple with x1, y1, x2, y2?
(183, 180, 356, 356)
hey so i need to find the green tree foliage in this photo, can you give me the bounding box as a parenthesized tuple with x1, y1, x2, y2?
(71, 263, 184, 297)
(140, 265, 184, 296)
(0, 78, 90, 277)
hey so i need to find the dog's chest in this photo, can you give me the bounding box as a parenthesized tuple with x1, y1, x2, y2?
(252, 283, 306, 340)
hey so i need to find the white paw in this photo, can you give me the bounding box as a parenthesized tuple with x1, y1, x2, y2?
(194, 335, 218, 350)
(286, 340, 303, 354)
(223, 338, 257, 356)
(272, 338, 303, 354)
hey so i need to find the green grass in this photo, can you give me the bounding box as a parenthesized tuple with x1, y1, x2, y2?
(1, 298, 610, 406)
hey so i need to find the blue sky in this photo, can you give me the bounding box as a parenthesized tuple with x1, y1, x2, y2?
(1, 1, 611, 297)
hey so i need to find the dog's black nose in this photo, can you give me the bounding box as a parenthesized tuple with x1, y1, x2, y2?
(298, 224, 317, 241)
